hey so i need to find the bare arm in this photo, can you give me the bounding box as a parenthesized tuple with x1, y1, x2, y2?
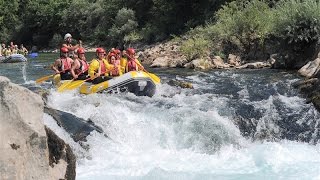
(51, 59, 61, 74)
(62, 43, 80, 51)
(70, 60, 80, 79)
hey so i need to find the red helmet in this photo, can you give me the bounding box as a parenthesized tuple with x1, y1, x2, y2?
(60, 47, 69, 53)
(126, 48, 135, 55)
(109, 53, 116, 58)
(96, 48, 105, 54)
(77, 48, 85, 54)
(114, 49, 121, 54)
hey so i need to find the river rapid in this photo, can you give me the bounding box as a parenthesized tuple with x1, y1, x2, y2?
(1, 53, 320, 179)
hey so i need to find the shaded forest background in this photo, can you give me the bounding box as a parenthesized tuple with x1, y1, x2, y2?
(0, 0, 232, 49)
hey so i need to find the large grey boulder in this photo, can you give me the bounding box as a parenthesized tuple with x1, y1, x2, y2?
(0, 76, 75, 180)
(298, 58, 320, 78)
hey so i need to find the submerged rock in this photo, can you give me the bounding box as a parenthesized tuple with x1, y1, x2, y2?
(44, 106, 105, 142)
(167, 80, 193, 89)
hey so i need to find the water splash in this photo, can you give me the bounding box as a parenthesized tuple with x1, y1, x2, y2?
(43, 69, 320, 179)
(21, 62, 27, 82)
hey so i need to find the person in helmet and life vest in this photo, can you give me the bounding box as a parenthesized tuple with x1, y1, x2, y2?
(114, 49, 121, 60)
(1, 44, 11, 57)
(52, 47, 74, 80)
(106, 48, 115, 59)
(18, 44, 28, 56)
(108, 53, 122, 77)
(70, 47, 89, 80)
(88, 47, 114, 84)
(122, 48, 144, 73)
(61, 33, 82, 59)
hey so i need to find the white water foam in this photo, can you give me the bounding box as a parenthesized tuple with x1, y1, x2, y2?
(43, 74, 320, 179)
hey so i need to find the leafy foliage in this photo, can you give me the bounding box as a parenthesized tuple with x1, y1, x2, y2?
(180, 35, 210, 60)
(1, 0, 320, 58)
(212, 0, 274, 53)
(0, 0, 230, 49)
(49, 33, 63, 49)
(108, 8, 139, 48)
(0, 0, 20, 42)
(273, 0, 320, 45)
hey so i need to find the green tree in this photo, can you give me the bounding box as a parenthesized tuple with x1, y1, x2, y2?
(213, 0, 274, 55)
(273, 0, 320, 47)
(0, 0, 20, 42)
(108, 8, 139, 48)
(48, 33, 63, 49)
(21, 0, 71, 46)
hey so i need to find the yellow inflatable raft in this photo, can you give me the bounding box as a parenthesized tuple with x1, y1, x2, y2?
(53, 71, 159, 97)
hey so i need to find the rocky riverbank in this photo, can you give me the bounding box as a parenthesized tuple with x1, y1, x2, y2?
(138, 40, 320, 110)
(138, 41, 275, 70)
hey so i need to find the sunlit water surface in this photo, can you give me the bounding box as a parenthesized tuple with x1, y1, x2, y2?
(1, 54, 319, 179)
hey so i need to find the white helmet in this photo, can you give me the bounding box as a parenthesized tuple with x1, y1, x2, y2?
(64, 33, 72, 40)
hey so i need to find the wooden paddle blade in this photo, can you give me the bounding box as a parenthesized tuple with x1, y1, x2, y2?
(57, 80, 73, 92)
(35, 74, 54, 84)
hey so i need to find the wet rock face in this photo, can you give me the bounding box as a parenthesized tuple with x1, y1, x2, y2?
(44, 106, 105, 142)
(293, 78, 320, 111)
(45, 127, 76, 180)
(232, 97, 320, 144)
(0, 76, 75, 180)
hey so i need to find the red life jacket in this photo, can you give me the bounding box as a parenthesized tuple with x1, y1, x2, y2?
(110, 60, 120, 76)
(127, 59, 137, 72)
(59, 57, 72, 72)
(100, 60, 106, 75)
(75, 59, 89, 75)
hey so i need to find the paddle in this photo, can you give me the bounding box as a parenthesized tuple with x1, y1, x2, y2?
(57, 79, 74, 92)
(61, 65, 116, 91)
(36, 73, 57, 84)
(57, 68, 88, 92)
(139, 66, 161, 84)
(36, 64, 71, 84)
(63, 77, 91, 91)
(125, 54, 161, 84)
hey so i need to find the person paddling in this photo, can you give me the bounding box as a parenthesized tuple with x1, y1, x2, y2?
(1, 44, 11, 57)
(70, 48, 89, 80)
(88, 48, 114, 84)
(19, 44, 28, 56)
(52, 47, 74, 80)
(108, 53, 122, 77)
(123, 48, 144, 73)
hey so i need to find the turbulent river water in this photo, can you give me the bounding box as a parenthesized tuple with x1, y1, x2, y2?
(1, 53, 320, 179)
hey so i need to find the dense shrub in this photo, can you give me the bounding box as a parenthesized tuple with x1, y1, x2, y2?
(273, 0, 320, 46)
(212, 0, 274, 54)
(180, 35, 210, 60)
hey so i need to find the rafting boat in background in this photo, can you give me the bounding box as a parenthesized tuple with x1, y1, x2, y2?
(28, 52, 39, 58)
(0, 54, 27, 63)
(53, 71, 158, 97)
